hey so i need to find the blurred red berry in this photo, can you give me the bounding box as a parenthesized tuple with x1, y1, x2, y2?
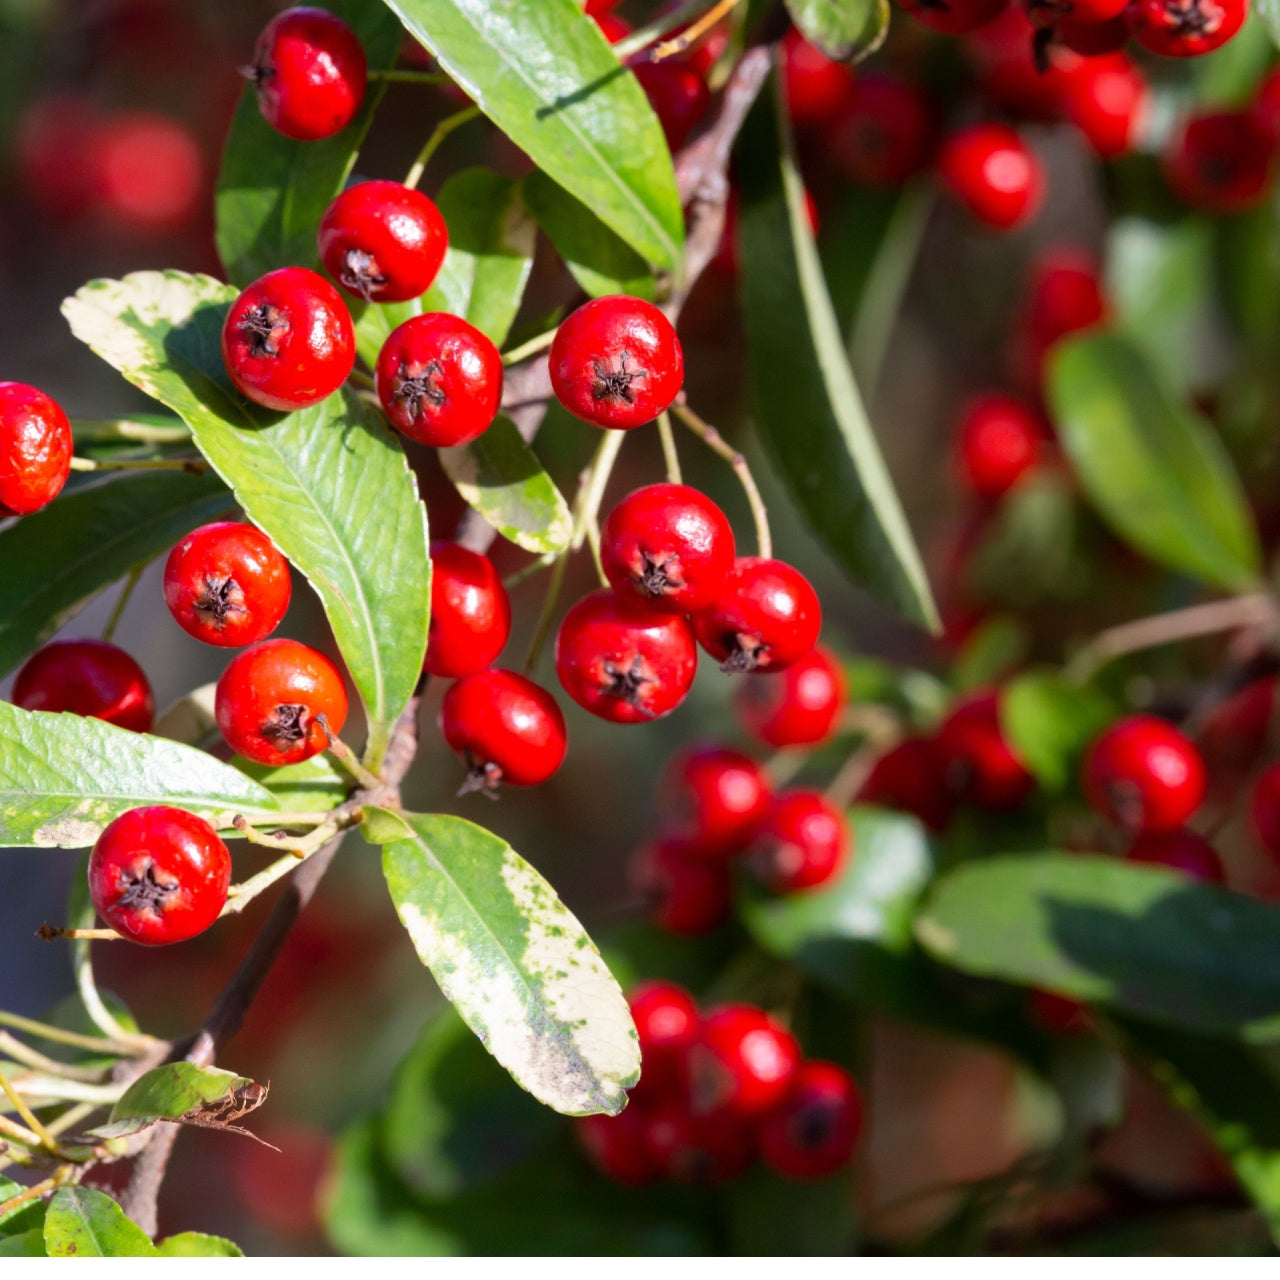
(1163, 111, 1277, 216)
(829, 73, 935, 188)
(937, 123, 1045, 231)
(1126, 829, 1225, 884)
(859, 737, 956, 832)
(936, 689, 1036, 810)
(747, 790, 850, 893)
(690, 1004, 801, 1120)
(899, 0, 1010, 34)
(734, 645, 848, 748)
(1252, 765, 1280, 860)
(782, 29, 854, 126)
(955, 392, 1043, 501)
(424, 542, 511, 679)
(660, 745, 773, 861)
(759, 1061, 863, 1180)
(631, 838, 731, 935)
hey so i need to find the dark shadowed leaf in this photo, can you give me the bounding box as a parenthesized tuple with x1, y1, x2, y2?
(88, 1062, 259, 1140)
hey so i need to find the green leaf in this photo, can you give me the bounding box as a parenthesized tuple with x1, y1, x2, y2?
(0, 1230, 46, 1257)
(43, 1188, 156, 1258)
(154, 1232, 244, 1257)
(234, 755, 350, 812)
(153, 683, 219, 748)
(366, 808, 640, 1115)
(438, 416, 573, 554)
(1047, 331, 1262, 591)
(722, 1164, 857, 1254)
(738, 70, 937, 631)
(215, 0, 404, 284)
(917, 853, 1280, 1041)
(354, 168, 536, 364)
(87, 1062, 258, 1140)
(0, 1176, 45, 1238)
(951, 614, 1030, 693)
(383, 0, 683, 273)
(1000, 671, 1115, 793)
(1254, 0, 1280, 52)
(61, 270, 431, 768)
(0, 703, 279, 848)
(784, 0, 881, 60)
(0, 471, 230, 679)
(522, 170, 655, 301)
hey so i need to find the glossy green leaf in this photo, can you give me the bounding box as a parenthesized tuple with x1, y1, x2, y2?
(0, 471, 230, 679)
(215, 0, 404, 284)
(0, 1230, 46, 1257)
(366, 807, 639, 1115)
(522, 170, 655, 301)
(0, 1176, 45, 1237)
(43, 1188, 155, 1258)
(383, 0, 683, 273)
(154, 1232, 244, 1257)
(1047, 331, 1261, 591)
(738, 70, 937, 630)
(62, 270, 431, 768)
(0, 704, 279, 848)
(784, 0, 882, 60)
(354, 168, 536, 364)
(88, 1063, 258, 1140)
(1000, 670, 1115, 793)
(438, 416, 573, 553)
(234, 755, 350, 813)
(917, 853, 1280, 1041)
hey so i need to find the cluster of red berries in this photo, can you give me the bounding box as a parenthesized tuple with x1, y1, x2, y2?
(578, 982, 863, 1184)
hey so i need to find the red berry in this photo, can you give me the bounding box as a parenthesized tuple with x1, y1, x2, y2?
(600, 483, 736, 615)
(858, 737, 956, 833)
(317, 180, 449, 303)
(1025, 0, 1127, 25)
(968, 7, 1083, 122)
(576, 1108, 661, 1185)
(690, 1004, 801, 1120)
(248, 6, 367, 141)
(375, 312, 503, 447)
(630, 838, 731, 935)
(643, 1100, 757, 1185)
(593, 12, 632, 42)
(660, 745, 773, 861)
(215, 638, 348, 767)
(1028, 989, 1092, 1036)
(1252, 764, 1280, 860)
(1163, 111, 1277, 216)
(692, 557, 822, 674)
(13, 640, 155, 732)
(1126, 829, 1225, 884)
(898, 0, 1009, 32)
(936, 689, 1035, 811)
(733, 645, 848, 749)
(424, 542, 511, 679)
(555, 589, 698, 724)
(222, 266, 355, 412)
(439, 668, 567, 793)
(1082, 715, 1206, 834)
(748, 790, 849, 893)
(956, 393, 1043, 501)
(1057, 12, 1132, 53)
(163, 522, 292, 648)
(1128, 0, 1245, 57)
(549, 296, 684, 430)
(759, 1060, 863, 1180)
(90, 112, 203, 233)
(829, 73, 935, 189)
(1063, 54, 1149, 160)
(88, 806, 230, 946)
(629, 981, 699, 1095)
(937, 123, 1045, 231)
(1021, 247, 1107, 376)
(630, 62, 711, 152)
(15, 94, 100, 220)
(0, 382, 73, 518)
(781, 28, 854, 126)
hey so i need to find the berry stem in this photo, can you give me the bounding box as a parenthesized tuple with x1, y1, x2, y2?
(404, 105, 481, 189)
(366, 69, 451, 83)
(222, 823, 340, 914)
(37, 926, 124, 942)
(69, 456, 208, 474)
(72, 417, 190, 445)
(0, 1032, 111, 1085)
(347, 367, 375, 392)
(503, 550, 558, 589)
(232, 813, 341, 855)
(0, 1065, 64, 1154)
(319, 722, 384, 791)
(0, 1166, 77, 1219)
(671, 398, 771, 559)
(616, 0, 741, 63)
(657, 409, 683, 484)
(100, 563, 145, 645)
(502, 328, 558, 367)
(0, 1011, 140, 1057)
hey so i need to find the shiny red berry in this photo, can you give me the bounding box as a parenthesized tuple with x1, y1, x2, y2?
(1128, 0, 1245, 56)
(88, 806, 230, 946)
(215, 638, 348, 767)
(643, 1101, 757, 1185)
(956, 393, 1043, 501)
(576, 1108, 661, 1185)
(555, 589, 698, 724)
(734, 645, 847, 748)
(222, 266, 355, 412)
(660, 745, 773, 861)
(631, 62, 711, 152)
(1252, 764, 1280, 860)
(163, 521, 292, 648)
(13, 640, 155, 732)
(1023, 248, 1107, 353)
(937, 123, 1044, 231)
(1083, 715, 1206, 834)
(1064, 54, 1149, 160)
(897, 0, 1009, 34)
(630, 838, 731, 935)
(1126, 829, 1225, 884)
(858, 737, 956, 833)
(759, 1060, 863, 1180)
(630, 981, 699, 1095)
(692, 557, 822, 674)
(829, 73, 935, 189)
(1163, 111, 1277, 216)
(549, 296, 684, 430)
(424, 542, 511, 679)
(247, 6, 367, 141)
(600, 483, 736, 615)
(690, 1004, 801, 1120)
(375, 312, 503, 447)
(782, 28, 854, 126)
(0, 382, 73, 518)
(748, 790, 849, 893)
(936, 689, 1035, 811)
(317, 180, 449, 303)
(439, 668, 567, 793)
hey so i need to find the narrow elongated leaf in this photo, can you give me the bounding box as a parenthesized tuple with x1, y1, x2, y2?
(784, 0, 881, 59)
(738, 69, 938, 630)
(365, 807, 639, 1115)
(439, 416, 573, 553)
(383, 0, 683, 273)
(0, 472, 230, 679)
(155, 1233, 244, 1257)
(1001, 671, 1115, 793)
(1047, 331, 1262, 590)
(355, 169, 536, 366)
(43, 1188, 155, 1258)
(62, 271, 431, 768)
(89, 1062, 259, 1139)
(215, 0, 404, 284)
(0, 704, 279, 848)
(917, 853, 1280, 1041)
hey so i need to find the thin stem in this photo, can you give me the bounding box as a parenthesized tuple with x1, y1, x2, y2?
(0, 1112, 40, 1149)
(619, 0, 741, 63)
(657, 409, 682, 484)
(38, 926, 123, 942)
(100, 563, 145, 644)
(321, 726, 383, 791)
(72, 418, 189, 444)
(671, 399, 771, 558)
(502, 328, 557, 367)
(367, 69, 449, 83)
(69, 456, 207, 474)
(348, 367, 375, 392)
(0, 1166, 76, 1220)
(0, 1033, 110, 1084)
(405, 105, 481, 189)
(0, 1012, 138, 1057)
(503, 551, 558, 589)
(232, 814, 340, 856)
(8, 1076, 123, 1105)
(223, 852, 313, 916)
(524, 547, 572, 676)
(571, 430, 625, 552)
(0, 1066, 61, 1152)
(585, 516, 608, 588)
(0, 1106, 94, 1176)
(765, 748, 810, 789)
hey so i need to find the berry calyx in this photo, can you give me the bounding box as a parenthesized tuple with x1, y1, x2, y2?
(735, 644, 848, 748)
(691, 557, 822, 674)
(247, 6, 367, 142)
(424, 542, 511, 679)
(214, 638, 348, 767)
(222, 266, 355, 412)
(375, 312, 503, 447)
(689, 1004, 801, 1120)
(163, 521, 292, 648)
(660, 745, 773, 860)
(439, 668, 567, 793)
(956, 393, 1044, 501)
(0, 382, 73, 518)
(630, 838, 731, 935)
(317, 180, 449, 303)
(1082, 714, 1207, 834)
(937, 123, 1045, 231)
(549, 296, 684, 430)
(747, 790, 850, 893)
(935, 689, 1036, 811)
(88, 806, 231, 946)
(555, 590, 698, 724)
(13, 640, 155, 733)
(1125, 829, 1225, 884)
(759, 1060, 864, 1180)
(600, 483, 736, 615)
(1128, 0, 1245, 57)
